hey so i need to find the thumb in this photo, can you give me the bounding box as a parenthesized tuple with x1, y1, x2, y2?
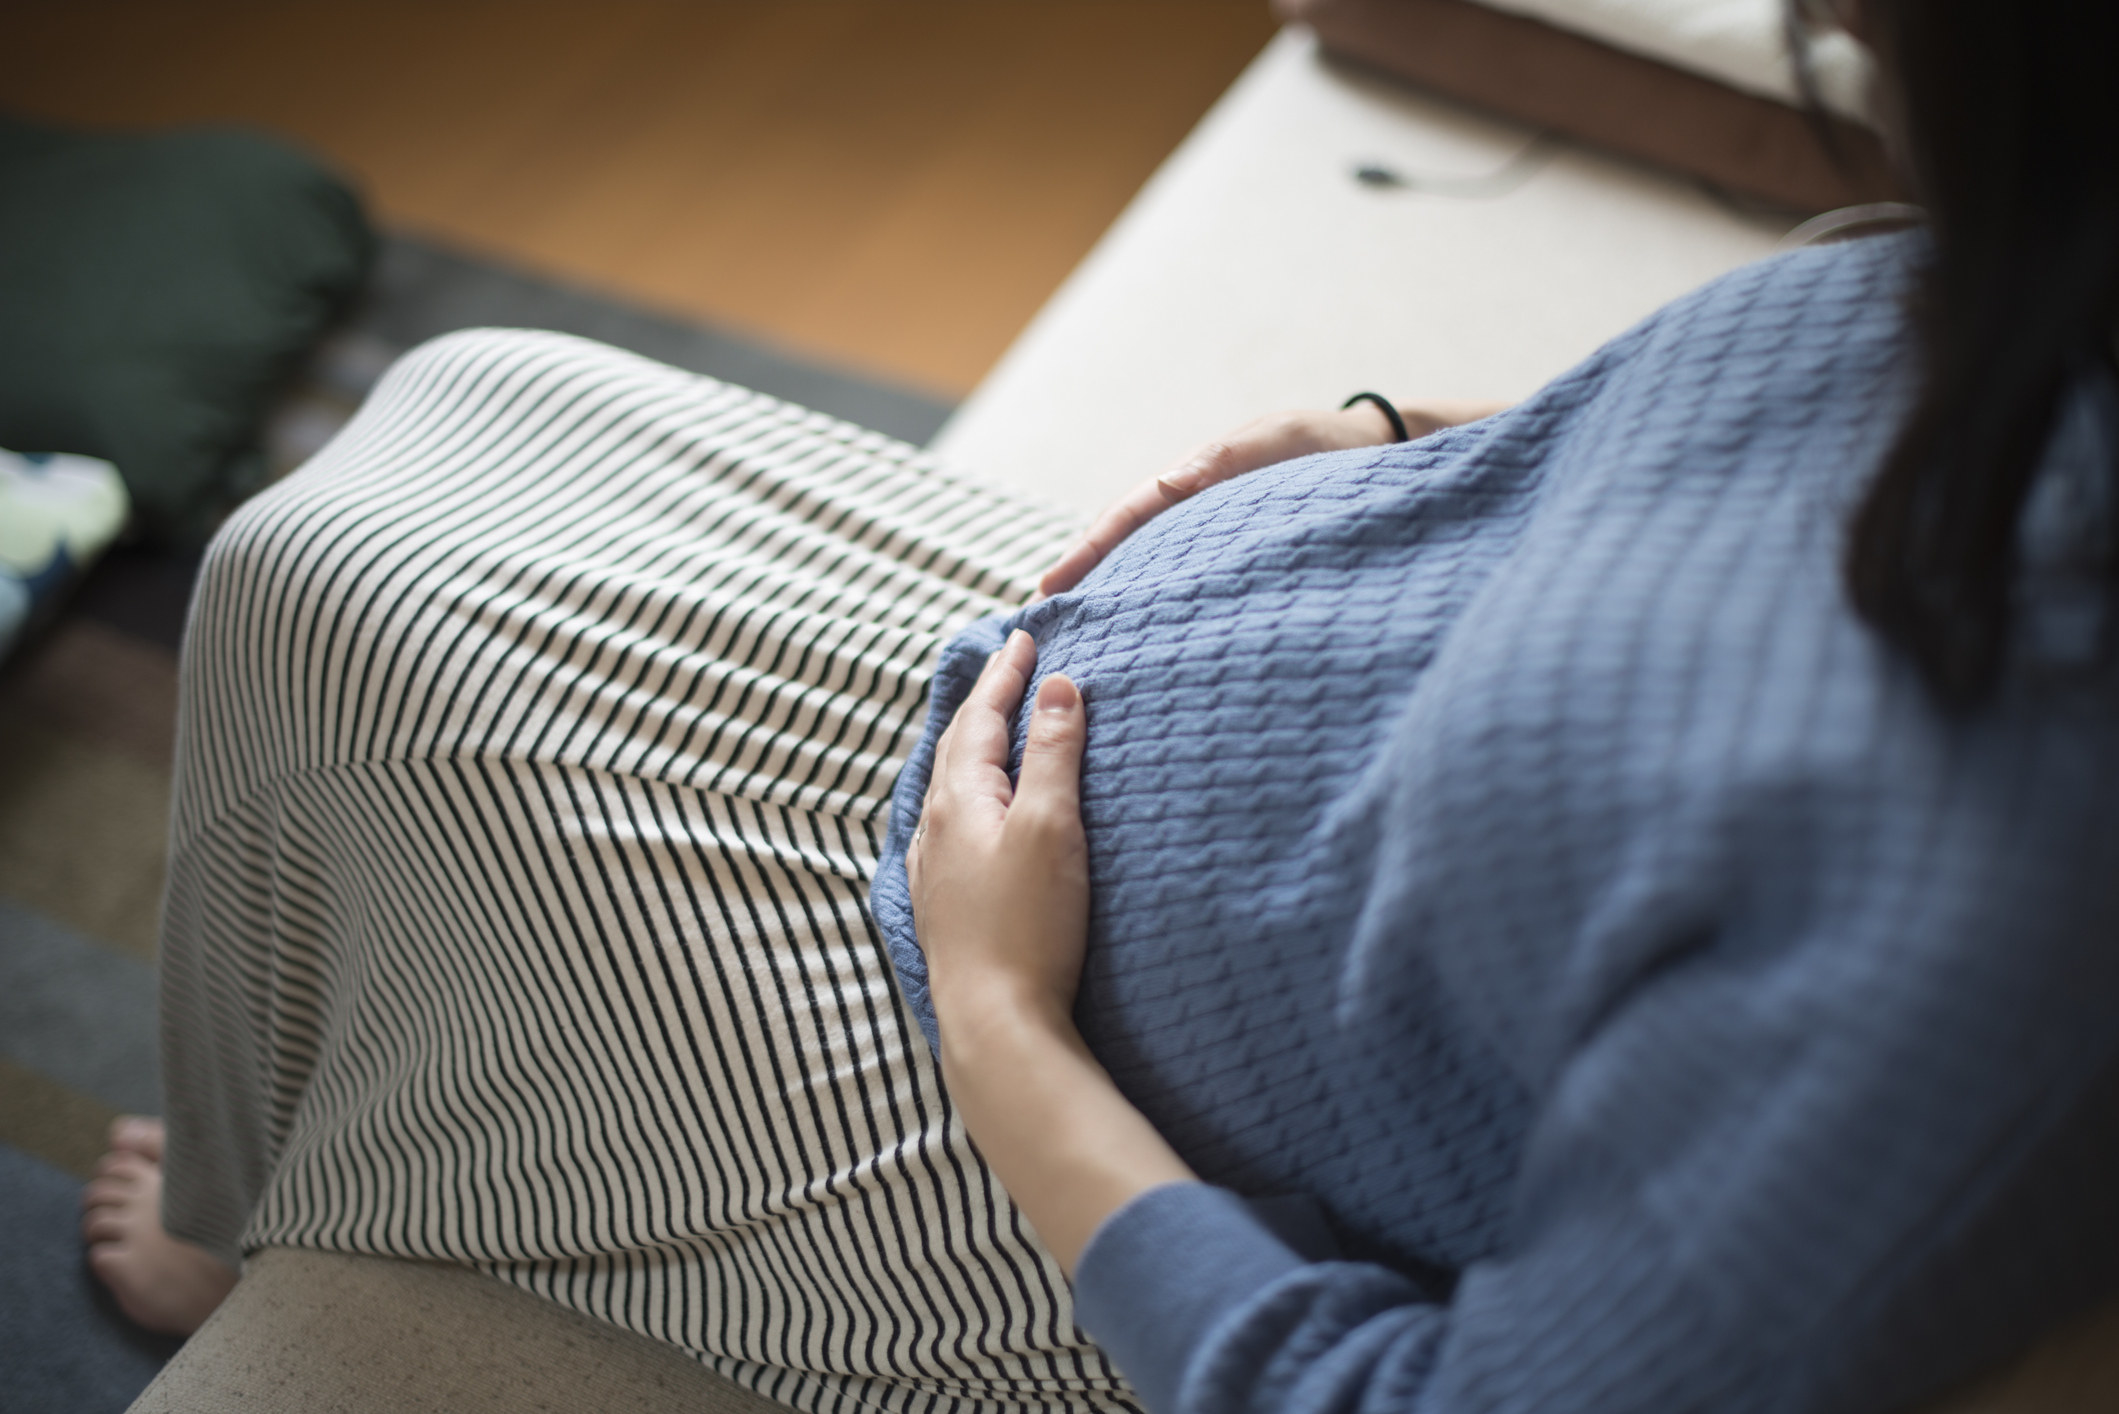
(1013, 675, 1085, 825)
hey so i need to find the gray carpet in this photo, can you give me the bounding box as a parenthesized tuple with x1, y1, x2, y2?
(0, 1141, 184, 1413)
(0, 899, 160, 1116)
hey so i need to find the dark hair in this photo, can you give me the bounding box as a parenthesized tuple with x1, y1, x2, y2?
(1796, 0, 2119, 704)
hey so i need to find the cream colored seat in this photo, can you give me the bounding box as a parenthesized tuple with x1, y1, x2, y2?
(130, 1248, 780, 1414)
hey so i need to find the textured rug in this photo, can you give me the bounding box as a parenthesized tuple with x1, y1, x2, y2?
(0, 231, 954, 1407)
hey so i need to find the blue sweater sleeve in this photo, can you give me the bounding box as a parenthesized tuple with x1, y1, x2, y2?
(1076, 1184, 1446, 1414)
(1070, 863, 2119, 1414)
(1075, 1057, 2119, 1414)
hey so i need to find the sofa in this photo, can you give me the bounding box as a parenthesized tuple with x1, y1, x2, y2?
(130, 11, 2117, 1412)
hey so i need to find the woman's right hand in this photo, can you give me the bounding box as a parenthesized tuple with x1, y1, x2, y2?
(1035, 399, 1507, 597)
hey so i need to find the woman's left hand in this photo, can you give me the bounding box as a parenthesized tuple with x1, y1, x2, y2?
(907, 627, 1089, 1030)
(906, 628, 1195, 1272)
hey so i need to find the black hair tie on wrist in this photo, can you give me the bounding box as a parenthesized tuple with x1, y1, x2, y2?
(1342, 391, 1410, 442)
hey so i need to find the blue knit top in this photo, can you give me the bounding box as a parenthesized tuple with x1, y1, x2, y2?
(868, 233, 2119, 1414)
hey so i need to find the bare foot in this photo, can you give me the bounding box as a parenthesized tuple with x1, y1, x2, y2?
(81, 1118, 237, 1335)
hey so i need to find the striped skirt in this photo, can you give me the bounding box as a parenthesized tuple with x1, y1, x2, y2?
(157, 329, 1138, 1413)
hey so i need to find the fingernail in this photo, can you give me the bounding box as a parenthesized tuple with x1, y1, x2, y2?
(1160, 467, 1204, 496)
(1035, 675, 1079, 713)
(1010, 628, 1034, 651)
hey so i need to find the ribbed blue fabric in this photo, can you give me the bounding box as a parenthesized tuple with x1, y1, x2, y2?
(870, 233, 2119, 1413)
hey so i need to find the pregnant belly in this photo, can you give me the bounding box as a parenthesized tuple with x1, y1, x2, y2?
(871, 436, 1535, 1267)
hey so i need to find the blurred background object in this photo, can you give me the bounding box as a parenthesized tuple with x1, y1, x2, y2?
(0, 451, 129, 662)
(0, 115, 375, 546)
(8, 0, 1276, 402)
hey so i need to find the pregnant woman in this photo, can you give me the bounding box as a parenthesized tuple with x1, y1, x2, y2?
(85, 1, 2118, 1410)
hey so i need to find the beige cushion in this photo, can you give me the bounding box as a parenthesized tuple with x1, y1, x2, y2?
(128, 1247, 786, 1414)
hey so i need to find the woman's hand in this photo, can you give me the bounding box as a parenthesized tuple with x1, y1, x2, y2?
(907, 627, 1090, 1028)
(907, 628, 1194, 1271)
(1036, 398, 1509, 597)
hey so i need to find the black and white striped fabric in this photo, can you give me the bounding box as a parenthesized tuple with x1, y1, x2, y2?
(157, 329, 1139, 1413)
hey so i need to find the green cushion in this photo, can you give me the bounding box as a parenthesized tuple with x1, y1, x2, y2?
(0, 116, 374, 544)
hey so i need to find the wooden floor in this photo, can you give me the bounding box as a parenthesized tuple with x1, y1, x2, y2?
(8, 1, 1276, 397)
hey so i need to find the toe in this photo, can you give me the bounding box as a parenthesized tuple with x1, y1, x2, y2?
(82, 1175, 133, 1211)
(82, 1206, 129, 1243)
(110, 1116, 166, 1161)
(90, 1150, 149, 1184)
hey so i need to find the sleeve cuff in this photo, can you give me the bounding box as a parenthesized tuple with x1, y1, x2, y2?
(1073, 1182, 1310, 1413)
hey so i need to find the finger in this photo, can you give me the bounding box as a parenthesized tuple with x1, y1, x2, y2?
(917, 640, 1024, 878)
(1159, 430, 1280, 498)
(928, 646, 998, 784)
(967, 630, 1036, 716)
(1038, 432, 1271, 596)
(82, 1207, 128, 1243)
(82, 1176, 131, 1211)
(1038, 479, 1180, 597)
(950, 637, 1033, 772)
(110, 1115, 164, 1160)
(934, 633, 1035, 795)
(1035, 540, 1103, 600)
(93, 1150, 146, 1180)
(1012, 673, 1086, 831)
